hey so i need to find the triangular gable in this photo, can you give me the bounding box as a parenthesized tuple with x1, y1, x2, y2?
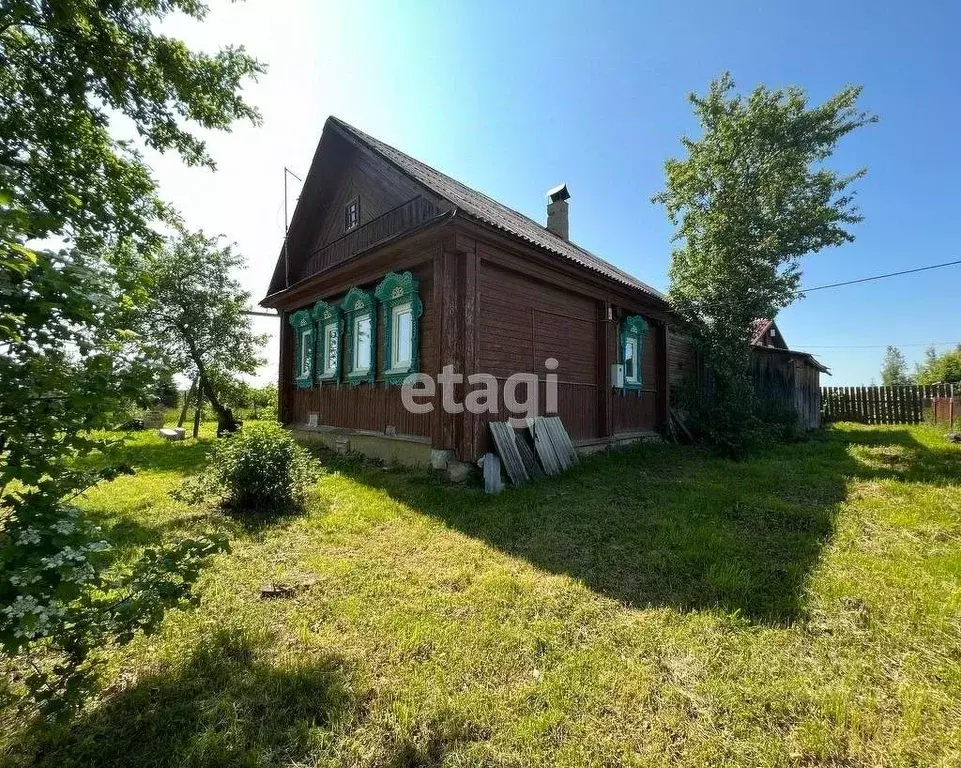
(264, 116, 668, 305)
(264, 120, 445, 298)
(751, 318, 788, 350)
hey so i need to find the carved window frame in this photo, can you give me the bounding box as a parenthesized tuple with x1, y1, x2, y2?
(619, 315, 648, 391)
(312, 299, 342, 384)
(375, 271, 423, 386)
(340, 287, 376, 386)
(289, 309, 315, 390)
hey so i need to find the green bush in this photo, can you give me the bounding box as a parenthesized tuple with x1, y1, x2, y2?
(176, 423, 318, 516)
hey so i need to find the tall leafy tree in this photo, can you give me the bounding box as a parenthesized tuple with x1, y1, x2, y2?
(655, 73, 875, 450)
(1, 1, 263, 714)
(1, 0, 263, 249)
(915, 345, 961, 385)
(142, 230, 267, 431)
(880, 345, 912, 386)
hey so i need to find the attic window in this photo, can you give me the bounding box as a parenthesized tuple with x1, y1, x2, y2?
(345, 197, 359, 232)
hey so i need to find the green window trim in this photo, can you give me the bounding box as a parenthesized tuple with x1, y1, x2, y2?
(619, 315, 649, 391)
(340, 287, 376, 386)
(311, 299, 342, 384)
(288, 309, 315, 390)
(374, 271, 423, 386)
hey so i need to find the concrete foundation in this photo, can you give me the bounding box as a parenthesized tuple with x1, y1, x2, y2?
(290, 424, 434, 468)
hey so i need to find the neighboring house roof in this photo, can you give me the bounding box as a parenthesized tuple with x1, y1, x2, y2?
(327, 117, 666, 302)
(754, 345, 831, 374)
(750, 318, 775, 345)
(751, 317, 829, 373)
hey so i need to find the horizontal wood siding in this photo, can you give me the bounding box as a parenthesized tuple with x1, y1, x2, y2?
(287, 260, 436, 439)
(668, 332, 697, 388)
(476, 256, 599, 447)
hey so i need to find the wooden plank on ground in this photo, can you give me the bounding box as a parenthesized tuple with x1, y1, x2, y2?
(528, 419, 562, 475)
(541, 416, 578, 468)
(489, 422, 529, 486)
(483, 453, 503, 495)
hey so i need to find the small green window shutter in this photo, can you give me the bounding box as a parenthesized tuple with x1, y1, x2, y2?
(289, 309, 315, 389)
(619, 315, 649, 391)
(374, 271, 423, 385)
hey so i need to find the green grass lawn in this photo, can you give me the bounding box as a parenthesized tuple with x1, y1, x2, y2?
(3, 424, 960, 767)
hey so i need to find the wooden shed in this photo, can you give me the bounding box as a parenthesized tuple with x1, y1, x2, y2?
(750, 319, 829, 429)
(261, 117, 674, 465)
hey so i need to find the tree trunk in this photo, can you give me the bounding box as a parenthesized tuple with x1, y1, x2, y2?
(179, 328, 238, 434)
(177, 378, 197, 429)
(192, 385, 203, 439)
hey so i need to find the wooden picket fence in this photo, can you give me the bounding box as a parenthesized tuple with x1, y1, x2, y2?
(821, 384, 957, 425)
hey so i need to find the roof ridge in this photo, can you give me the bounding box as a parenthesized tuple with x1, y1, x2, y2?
(327, 116, 665, 301)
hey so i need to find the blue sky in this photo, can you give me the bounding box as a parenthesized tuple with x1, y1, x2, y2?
(153, 0, 960, 385)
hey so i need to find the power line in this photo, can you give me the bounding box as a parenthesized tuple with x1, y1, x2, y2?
(797, 341, 961, 350)
(801, 258, 961, 293)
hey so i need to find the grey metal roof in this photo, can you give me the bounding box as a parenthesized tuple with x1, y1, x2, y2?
(329, 117, 666, 302)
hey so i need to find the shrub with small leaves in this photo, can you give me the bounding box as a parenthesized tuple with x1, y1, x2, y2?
(176, 423, 318, 516)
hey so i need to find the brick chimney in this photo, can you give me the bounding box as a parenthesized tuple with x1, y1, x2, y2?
(546, 183, 570, 240)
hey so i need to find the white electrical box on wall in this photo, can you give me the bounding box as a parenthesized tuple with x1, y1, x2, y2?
(611, 364, 625, 389)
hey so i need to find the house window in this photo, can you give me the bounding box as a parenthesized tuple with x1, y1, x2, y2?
(311, 299, 342, 383)
(340, 287, 376, 385)
(623, 337, 639, 384)
(323, 324, 339, 374)
(619, 314, 649, 391)
(288, 309, 315, 390)
(353, 315, 372, 373)
(375, 271, 422, 385)
(345, 197, 359, 232)
(300, 329, 313, 377)
(392, 304, 413, 368)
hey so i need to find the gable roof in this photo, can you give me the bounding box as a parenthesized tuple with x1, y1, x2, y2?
(751, 317, 780, 344)
(750, 318, 774, 345)
(326, 117, 666, 302)
(750, 317, 829, 373)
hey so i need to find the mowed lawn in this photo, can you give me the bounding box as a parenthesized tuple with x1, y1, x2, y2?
(3, 424, 961, 767)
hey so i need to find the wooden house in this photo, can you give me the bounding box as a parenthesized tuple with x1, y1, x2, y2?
(261, 117, 675, 466)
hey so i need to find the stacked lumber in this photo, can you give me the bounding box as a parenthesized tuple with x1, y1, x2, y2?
(485, 416, 578, 493)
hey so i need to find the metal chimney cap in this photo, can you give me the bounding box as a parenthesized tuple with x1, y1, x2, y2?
(546, 183, 570, 202)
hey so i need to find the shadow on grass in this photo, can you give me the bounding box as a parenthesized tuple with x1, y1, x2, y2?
(112, 436, 217, 475)
(13, 628, 491, 768)
(20, 630, 359, 768)
(330, 426, 961, 625)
